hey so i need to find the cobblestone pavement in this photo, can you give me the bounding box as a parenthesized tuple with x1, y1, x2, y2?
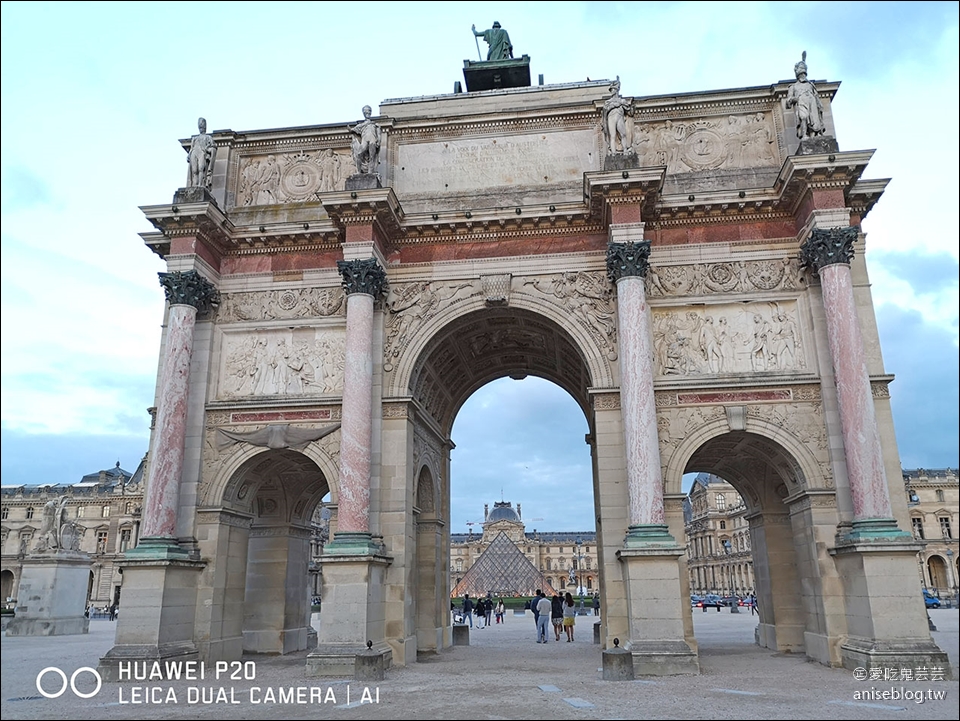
(2, 608, 957, 720)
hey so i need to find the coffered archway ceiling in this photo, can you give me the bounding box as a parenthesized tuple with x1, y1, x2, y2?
(410, 308, 593, 435)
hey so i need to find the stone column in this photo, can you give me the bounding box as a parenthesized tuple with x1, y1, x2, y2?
(606, 240, 673, 546)
(799, 227, 905, 540)
(133, 270, 218, 556)
(324, 258, 387, 555)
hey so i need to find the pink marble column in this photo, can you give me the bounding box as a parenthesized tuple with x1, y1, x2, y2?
(607, 242, 673, 545)
(139, 271, 218, 544)
(328, 258, 386, 552)
(800, 227, 898, 532)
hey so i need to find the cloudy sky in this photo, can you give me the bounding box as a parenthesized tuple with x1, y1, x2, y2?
(1, 2, 957, 534)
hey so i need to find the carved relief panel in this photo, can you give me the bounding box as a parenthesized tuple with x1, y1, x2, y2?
(218, 328, 346, 399)
(646, 258, 803, 297)
(631, 111, 782, 174)
(651, 301, 805, 376)
(217, 288, 345, 324)
(234, 149, 357, 207)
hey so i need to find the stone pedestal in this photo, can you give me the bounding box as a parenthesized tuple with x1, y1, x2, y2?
(603, 151, 640, 171)
(452, 623, 470, 646)
(797, 136, 840, 155)
(98, 555, 204, 681)
(602, 642, 635, 681)
(617, 547, 699, 676)
(5, 552, 90, 636)
(831, 540, 952, 678)
(462, 56, 531, 92)
(344, 173, 382, 191)
(306, 553, 392, 677)
(173, 186, 216, 204)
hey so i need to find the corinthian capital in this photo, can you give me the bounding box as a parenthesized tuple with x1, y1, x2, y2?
(337, 258, 387, 297)
(799, 226, 860, 272)
(606, 241, 651, 282)
(158, 270, 219, 312)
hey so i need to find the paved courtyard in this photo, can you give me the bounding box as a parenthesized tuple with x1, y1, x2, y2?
(2, 608, 957, 720)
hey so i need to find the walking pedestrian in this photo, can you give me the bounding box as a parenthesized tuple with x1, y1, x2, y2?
(563, 592, 576, 641)
(463, 594, 474, 628)
(536, 592, 552, 643)
(551, 593, 564, 641)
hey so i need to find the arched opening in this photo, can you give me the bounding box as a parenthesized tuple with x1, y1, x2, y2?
(1, 569, 16, 606)
(927, 555, 948, 594)
(407, 306, 599, 651)
(205, 448, 332, 656)
(683, 430, 818, 656)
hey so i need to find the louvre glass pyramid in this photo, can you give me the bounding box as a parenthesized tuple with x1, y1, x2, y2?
(451, 531, 557, 597)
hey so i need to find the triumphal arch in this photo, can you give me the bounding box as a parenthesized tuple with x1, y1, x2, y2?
(100, 45, 949, 678)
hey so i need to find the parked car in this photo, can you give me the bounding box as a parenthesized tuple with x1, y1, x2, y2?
(698, 594, 724, 608)
(923, 590, 941, 609)
(690, 595, 703, 606)
(720, 595, 743, 607)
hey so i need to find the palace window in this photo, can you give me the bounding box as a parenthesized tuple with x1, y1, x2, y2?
(939, 517, 953, 539)
(1, 507, 8, 520)
(96, 531, 109, 554)
(912, 517, 925, 540)
(77, 506, 85, 518)
(456, 559, 462, 572)
(720, 521, 727, 530)
(25, 507, 35, 520)
(716, 494, 726, 511)
(936, 490, 945, 502)
(546, 558, 552, 571)
(102, 505, 111, 518)
(119, 529, 132, 552)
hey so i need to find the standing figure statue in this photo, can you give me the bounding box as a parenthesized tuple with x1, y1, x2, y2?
(187, 116, 216, 188)
(35, 495, 69, 552)
(472, 21, 513, 61)
(785, 52, 825, 140)
(602, 77, 633, 154)
(349, 105, 381, 175)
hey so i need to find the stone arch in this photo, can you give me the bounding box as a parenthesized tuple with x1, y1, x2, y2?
(386, 287, 614, 409)
(676, 425, 843, 663)
(194, 447, 334, 659)
(1, 568, 17, 606)
(414, 464, 444, 652)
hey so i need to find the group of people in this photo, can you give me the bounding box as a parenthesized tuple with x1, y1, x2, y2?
(85, 603, 118, 620)
(455, 594, 505, 628)
(530, 590, 577, 643)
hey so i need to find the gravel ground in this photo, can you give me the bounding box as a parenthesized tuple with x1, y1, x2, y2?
(2, 608, 957, 720)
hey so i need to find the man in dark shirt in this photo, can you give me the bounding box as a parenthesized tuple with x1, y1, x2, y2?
(463, 594, 474, 627)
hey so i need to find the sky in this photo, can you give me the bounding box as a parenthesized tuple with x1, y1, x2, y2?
(1, 2, 957, 534)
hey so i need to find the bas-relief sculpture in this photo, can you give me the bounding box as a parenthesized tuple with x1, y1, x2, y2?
(472, 21, 513, 61)
(785, 51, 825, 140)
(188, 117, 216, 189)
(382, 281, 479, 372)
(646, 258, 802, 297)
(349, 105, 381, 175)
(651, 303, 804, 376)
(220, 330, 346, 398)
(632, 112, 780, 173)
(217, 287, 345, 323)
(521, 271, 618, 361)
(236, 149, 356, 207)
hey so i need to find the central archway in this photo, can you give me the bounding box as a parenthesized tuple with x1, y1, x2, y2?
(402, 305, 603, 654)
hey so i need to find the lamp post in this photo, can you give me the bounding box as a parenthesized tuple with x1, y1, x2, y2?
(946, 548, 956, 609)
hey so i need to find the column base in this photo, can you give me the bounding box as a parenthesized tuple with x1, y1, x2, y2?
(623, 523, 677, 548)
(840, 637, 953, 680)
(839, 518, 912, 543)
(323, 531, 383, 556)
(124, 536, 193, 560)
(616, 546, 700, 676)
(6, 551, 92, 636)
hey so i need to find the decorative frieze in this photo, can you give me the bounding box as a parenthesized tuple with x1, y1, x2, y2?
(236, 149, 356, 207)
(645, 258, 802, 297)
(592, 392, 621, 410)
(217, 288, 345, 323)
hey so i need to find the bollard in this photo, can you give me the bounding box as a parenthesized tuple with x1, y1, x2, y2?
(354, 640, 385, 682)
(602, 638, 635, 681)
(593, 621, 601, 645)
(702, 603, 707, 613)
(452, 622, 470, 646)
(730, 602, 740, 614)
